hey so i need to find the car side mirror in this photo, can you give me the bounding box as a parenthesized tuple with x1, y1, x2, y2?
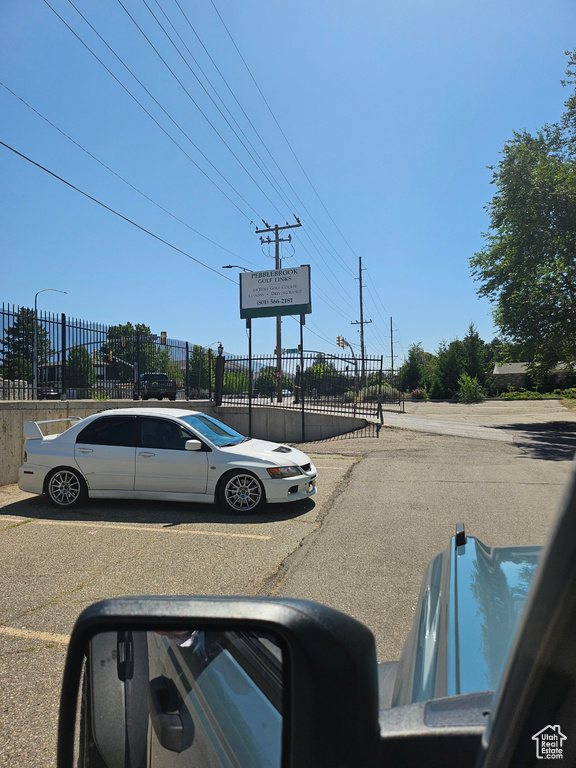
(57, 597, 380, 768)
(185, 439, 202, 451)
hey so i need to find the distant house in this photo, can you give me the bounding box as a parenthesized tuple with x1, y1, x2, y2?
(493, 362, 575, 391)
(492, 363, 531, 390)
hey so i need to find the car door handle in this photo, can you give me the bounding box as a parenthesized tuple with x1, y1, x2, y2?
(138, 452, 156, 458)
(76, 448, 93, 454)
(148, 676, 194, 753)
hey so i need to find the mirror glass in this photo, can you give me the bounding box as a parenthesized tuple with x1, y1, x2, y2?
(79, 627, 284, 768)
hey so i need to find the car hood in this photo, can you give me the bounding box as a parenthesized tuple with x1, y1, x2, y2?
(220, 439, 313, 468)
(391, 535, 541, 706)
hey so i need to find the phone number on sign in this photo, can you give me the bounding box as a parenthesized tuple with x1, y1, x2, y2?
(257, 298, 293, 306)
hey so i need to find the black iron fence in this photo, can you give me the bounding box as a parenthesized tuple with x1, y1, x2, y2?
(0, 303, 213, 401)
(220, 353, 402, 418)
(1, 303, 402, 419)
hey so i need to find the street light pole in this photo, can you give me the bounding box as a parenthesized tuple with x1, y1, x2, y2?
(33, 288, 68, 400)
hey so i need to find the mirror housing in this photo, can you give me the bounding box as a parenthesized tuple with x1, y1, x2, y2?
(185, 439, 202, 451)
(58, 596, 379, 768)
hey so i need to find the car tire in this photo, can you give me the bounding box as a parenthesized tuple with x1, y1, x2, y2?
(46, 468, 88, 509)
(169, 395, 176, 401)
(219, 471, 266, 514)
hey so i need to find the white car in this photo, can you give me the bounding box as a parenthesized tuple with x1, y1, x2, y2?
(19, 408, 317, 514)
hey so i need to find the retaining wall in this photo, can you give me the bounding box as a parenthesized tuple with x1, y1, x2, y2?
(0, 401, 367, 487)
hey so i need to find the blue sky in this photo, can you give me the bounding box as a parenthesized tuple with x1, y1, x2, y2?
(2, 0, 575, 362)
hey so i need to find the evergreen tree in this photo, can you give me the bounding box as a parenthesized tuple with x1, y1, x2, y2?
(67, 346, 96, 390)
(0, 307, 52, 382)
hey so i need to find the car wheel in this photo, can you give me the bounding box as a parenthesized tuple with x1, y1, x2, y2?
(46, 468, 88, 509)
(169, 395, 176, 401)
(219, 471, 265, 514)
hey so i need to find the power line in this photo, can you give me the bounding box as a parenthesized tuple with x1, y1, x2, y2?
(0, 81, 248, 263)
(51, 0, 259, 221)
(210, 0, 360, 273)
(119, 0, 289, 220)
(0, 140, 237, 284)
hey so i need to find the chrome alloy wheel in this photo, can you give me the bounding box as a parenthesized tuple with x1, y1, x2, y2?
(222, 472, 264, 513)
(47, 469, 86, 508)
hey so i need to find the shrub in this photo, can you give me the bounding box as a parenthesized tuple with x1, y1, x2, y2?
(457, 373, 486, 403)
(410, 388, 427, 400)
(499, 388, 545, 400)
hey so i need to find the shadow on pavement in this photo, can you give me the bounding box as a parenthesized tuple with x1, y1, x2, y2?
(495, 421, 576, 462)
(0, 495, 315, 526)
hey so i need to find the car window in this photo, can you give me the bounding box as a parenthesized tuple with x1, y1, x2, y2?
(76, 416, 137, 447)
(180, 413, 246, 447)
(140, 417, 193, 451)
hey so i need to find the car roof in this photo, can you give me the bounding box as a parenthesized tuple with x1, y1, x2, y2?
(91, 408, 202, 419)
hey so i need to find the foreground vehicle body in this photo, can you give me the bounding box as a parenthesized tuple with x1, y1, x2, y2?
(58, 466, 576, 767)
(18, 408, 317, 513)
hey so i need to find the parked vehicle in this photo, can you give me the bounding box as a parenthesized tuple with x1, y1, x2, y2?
(133, 373, 178, 401)
(18, 408, 317, 513)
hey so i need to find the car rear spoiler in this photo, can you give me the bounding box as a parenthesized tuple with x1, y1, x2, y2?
(23, 417, 82, 440)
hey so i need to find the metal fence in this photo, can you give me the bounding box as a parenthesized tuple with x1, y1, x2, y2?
(0, 303, 213, 401)
(222, 353, 402, 418)
(1, 302, 402, 419)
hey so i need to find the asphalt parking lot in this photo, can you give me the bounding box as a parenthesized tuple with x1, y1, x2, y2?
(2, 399, 576, 767)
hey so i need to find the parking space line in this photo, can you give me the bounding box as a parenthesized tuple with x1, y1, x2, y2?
(30, 519, 271, 540)
(0, 625, 69, 645)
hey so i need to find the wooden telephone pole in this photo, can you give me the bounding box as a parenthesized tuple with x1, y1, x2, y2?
(255, 218, 302, 402)
(351, 256, 371, 386)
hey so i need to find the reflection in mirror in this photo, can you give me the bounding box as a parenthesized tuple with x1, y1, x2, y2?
(80, 627, 284, 768)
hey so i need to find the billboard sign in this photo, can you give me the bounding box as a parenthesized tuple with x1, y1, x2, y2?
(240, 265, 311, 319)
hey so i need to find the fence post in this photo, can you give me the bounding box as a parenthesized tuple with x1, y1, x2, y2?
(208, 348, 213, 400)
(135, 331, 141, 398)
(61, 313, 67, 400)
(185, 342, 190, 400)
(214, 346, 225, 406)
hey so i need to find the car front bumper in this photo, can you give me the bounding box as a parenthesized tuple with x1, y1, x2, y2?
(265, 474, 317, 504)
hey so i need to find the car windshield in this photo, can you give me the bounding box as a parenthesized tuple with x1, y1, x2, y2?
(180, 414, 247, 447)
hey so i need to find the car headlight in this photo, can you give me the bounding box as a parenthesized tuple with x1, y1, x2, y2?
(267, 466, 302, 479)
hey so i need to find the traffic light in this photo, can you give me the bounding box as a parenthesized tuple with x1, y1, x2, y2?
(336, 335, 342, 348)
(160, 331, 167, 345)
(297, 344, 302, 353)
(93, 349, 98, 361)
(109, 350, 113, 362)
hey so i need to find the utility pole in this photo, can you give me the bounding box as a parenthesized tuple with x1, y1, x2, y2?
(255, 218, 302, 402)
(351, 256, 371, 386)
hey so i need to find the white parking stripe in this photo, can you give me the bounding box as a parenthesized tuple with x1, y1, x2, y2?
(0, 625, 69, 645)
(30, 518, 271, 540)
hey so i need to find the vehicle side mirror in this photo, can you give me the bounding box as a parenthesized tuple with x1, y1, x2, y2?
(57, 597, 379, 768)
(185, 439, 202, 451)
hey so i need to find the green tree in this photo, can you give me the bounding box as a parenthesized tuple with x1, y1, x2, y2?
(67, 346, 96, 390)
(429, 340, 464, 399)
(399, 343, 433, 392)
(105, 322, 155, 382)
(461, 323, 489, 387)
(188, 345, 213, 394)
(470, 51, 576, 378)
(0, 307, 52, 382)
(253, 366, 284, 397)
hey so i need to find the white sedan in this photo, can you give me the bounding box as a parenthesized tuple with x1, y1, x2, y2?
(19, 408, 317, 514)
